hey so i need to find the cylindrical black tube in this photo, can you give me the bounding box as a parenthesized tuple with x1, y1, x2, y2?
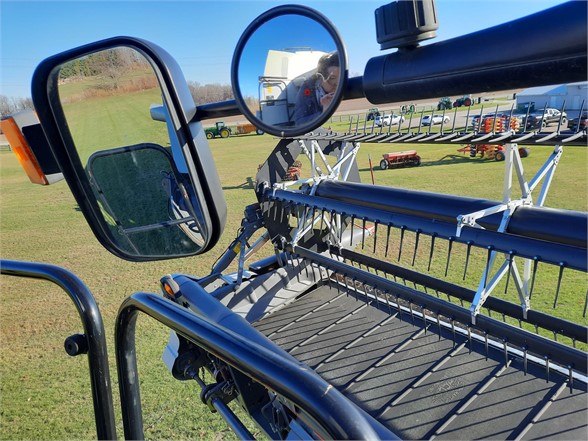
(363, 2, 587, 103)
(315, 181, 587, 249)
(269, 188, 586, 271)
(194, 99, 241, 121)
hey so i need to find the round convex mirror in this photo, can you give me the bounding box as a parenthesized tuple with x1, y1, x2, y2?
(231, 5, 347, 138)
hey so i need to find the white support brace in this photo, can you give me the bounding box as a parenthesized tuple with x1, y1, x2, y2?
(289, 139, 360, 246)
(464, 143, 564, 324)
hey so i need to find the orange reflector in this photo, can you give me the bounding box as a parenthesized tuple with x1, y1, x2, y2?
(1, 117, 49, 185)
(162, 282, 176, 298)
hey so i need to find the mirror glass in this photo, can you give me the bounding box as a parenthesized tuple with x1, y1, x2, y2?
(57, 47, 207, 257)
(234, 11, 345, 136)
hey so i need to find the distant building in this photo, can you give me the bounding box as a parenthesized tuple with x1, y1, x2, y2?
(516, 82, 588, 117)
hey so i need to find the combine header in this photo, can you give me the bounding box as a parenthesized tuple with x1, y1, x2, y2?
(2, 0, 587, 440)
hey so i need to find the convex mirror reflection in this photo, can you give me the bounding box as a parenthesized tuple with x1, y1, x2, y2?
(57, 47, 207, 257)
(232, 7, 347, 137)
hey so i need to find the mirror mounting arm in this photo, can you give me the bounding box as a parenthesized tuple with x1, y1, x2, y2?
(193, 100, 242, 122)
(343, 76, 365, 101)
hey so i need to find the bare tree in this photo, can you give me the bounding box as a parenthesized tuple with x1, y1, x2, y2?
(188, 81, 234, 104)
(0, 94, 34, 117)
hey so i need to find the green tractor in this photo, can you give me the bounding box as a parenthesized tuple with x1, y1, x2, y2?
(366, 107, 380, 121)
(205, 121, 231, 139)
(437, 97, 453, 111)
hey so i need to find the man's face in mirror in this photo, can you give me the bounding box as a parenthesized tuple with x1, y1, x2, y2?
(321, 66, 339, 94)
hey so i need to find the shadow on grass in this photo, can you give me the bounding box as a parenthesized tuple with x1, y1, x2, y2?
(360, 154, 495, 173)
(223, 176, 256, 191)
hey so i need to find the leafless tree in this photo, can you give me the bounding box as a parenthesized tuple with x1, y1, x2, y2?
(0, 95, 34, 118)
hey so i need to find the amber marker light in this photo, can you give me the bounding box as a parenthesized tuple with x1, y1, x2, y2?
(163, 282, 176, 298)
(1, 117, 49, 185)
(160, 275, 182, 300)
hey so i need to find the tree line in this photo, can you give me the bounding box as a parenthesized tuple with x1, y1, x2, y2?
(1, 83, 258, 119)
(2, 46, 258, 117)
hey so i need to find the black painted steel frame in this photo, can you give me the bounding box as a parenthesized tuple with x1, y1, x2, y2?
(115, 292, 385, 440)
(0, 259, 117, 440)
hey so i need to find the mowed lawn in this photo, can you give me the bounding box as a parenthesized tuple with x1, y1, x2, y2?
(1, 107, 587, 440)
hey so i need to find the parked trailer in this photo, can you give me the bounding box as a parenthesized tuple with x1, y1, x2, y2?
(234, 123, 264, 135)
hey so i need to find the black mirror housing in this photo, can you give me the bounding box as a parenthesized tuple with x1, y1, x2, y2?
(31, 37, 226, 261)
(231, 5, 348, 138)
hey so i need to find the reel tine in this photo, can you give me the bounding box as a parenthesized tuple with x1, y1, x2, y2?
(529, 257, 539, 298)
(463, 241, 473, 280)
(350, 215, 355, 246)
(336, 210, 343, 244)
(325, 264, 333, 290)
(361, 217, 367, 250)
(583, 288, 587, 318)
(412, 230, 421, 267)
(467, 326, 472, 354)
(484, 331, 489, 361)
(427, 234, 436, 272)
(373, 221, 379, 253)
(384, 290, 392, 314)
(398, 226, 406, 261)
(385, 223, 392, 258)
(451, 318, 456, 347)
(483, 246, 494, 289)
(553, 262, 565, 308)
(445, 237, 453, 277)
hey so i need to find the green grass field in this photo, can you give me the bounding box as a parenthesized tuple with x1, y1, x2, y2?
(1, 91, 587, 439)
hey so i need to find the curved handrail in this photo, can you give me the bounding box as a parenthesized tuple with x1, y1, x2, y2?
(0, 259, 116, 440)
(115, 292, 386, 440)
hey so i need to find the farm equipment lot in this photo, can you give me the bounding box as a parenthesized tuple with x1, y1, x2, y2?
(1, 132, 586, 439)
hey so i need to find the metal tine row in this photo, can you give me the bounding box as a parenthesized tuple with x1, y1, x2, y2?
(282, 249, 579, 392)
(310, 98, 586, 145)
(267, 197, 586, 317)
(289, 242, 580, 354)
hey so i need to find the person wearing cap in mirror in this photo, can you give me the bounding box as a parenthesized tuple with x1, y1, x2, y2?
(293, 52, 339, 126)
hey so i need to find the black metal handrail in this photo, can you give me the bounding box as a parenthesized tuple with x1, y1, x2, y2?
(115, 292, 386, 440)
(0, 259, 117, 440)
